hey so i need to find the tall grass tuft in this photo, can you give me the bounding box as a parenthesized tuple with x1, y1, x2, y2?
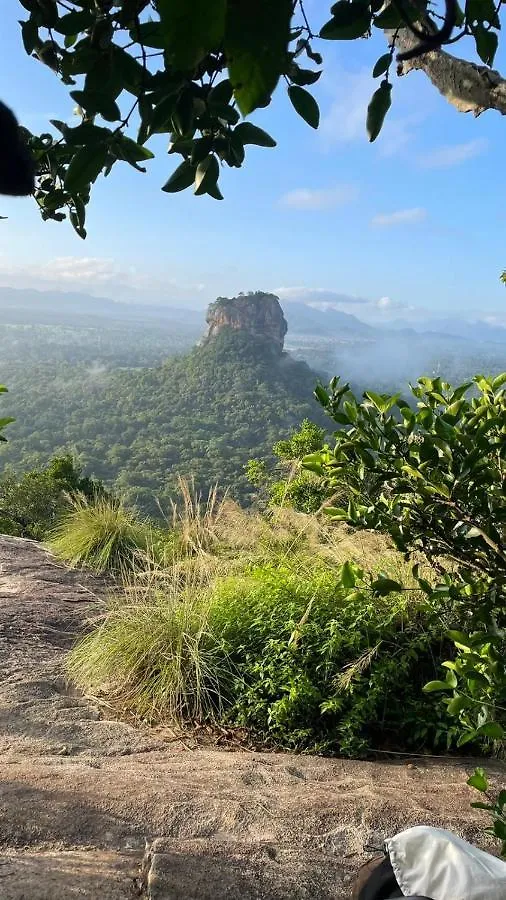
(163, 475, 228, 556)
(48, 494, 156, 574)
(67, 588, 231, 723)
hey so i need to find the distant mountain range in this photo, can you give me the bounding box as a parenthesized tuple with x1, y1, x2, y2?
(0, 284, 505, 347)
(387, 316, 506, 346)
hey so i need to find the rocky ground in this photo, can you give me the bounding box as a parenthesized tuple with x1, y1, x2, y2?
(0, 534, 504, 899)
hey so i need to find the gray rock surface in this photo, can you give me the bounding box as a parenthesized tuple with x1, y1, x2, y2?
(0, 535, 504, 898)
(205, 293, 288, 349)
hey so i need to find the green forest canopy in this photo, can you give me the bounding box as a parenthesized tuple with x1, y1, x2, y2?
(0, 327, 325, 513)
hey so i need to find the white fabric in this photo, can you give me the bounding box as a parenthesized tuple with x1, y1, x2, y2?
(385, 826, 506, 900)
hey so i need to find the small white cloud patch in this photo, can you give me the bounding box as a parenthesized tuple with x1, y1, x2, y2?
(371, 207, 426, 227)
(279, 184, 358, 211)
(418, 138, 488, 169)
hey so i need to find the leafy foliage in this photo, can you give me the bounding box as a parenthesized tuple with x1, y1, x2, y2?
(0, 384, 14, 444)
(306, 373, 506, 750)
(0, 453, 103, 539)
(13, 0, 502, 230)
(66, 497, 457, 756)
(468, 767, 506, 858)
(247, 419, 331, 513)
(212, 562, 455, 755)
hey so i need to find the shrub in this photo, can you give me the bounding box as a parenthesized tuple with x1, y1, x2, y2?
(0, 454, 105, 540)
(306, 373, 506, 750)
(48, 494, 157, 574)
(209, 563, 456, 756)
(67, 551, 455, 754)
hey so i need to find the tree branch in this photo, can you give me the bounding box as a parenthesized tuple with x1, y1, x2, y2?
(388, 27, 506, 116)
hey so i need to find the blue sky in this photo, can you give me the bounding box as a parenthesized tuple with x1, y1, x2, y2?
(1, 0, 505, 325)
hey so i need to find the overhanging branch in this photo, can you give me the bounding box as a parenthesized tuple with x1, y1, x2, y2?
(388, 27, 506, 116)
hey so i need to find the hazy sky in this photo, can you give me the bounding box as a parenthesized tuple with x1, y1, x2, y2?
(1, 0, 506, 324)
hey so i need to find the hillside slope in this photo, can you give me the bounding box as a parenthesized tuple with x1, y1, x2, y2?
(0, 328, 325, 512)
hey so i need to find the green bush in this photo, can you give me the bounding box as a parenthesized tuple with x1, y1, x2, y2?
(70, 552, 458, 755)
(0, 454, 105, 540)
(210, 564, 456, 755)
(48, 495, 158, 574)
(306, 373, 506, 750)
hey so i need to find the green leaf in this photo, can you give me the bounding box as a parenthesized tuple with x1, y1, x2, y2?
(225, 0, 292, 115)
(54, 10, 94, 36)
(476, 722, 504, 740)
(70, 90, 120, 123)
(371, 576, 403, 596)
(447, 630, 471, 648)
(372, 53, 391, 77)
(20, 19, 40, 55)
(171, 89, 194, 137)
(208, 79, 234, 106)
(287, 85, 320, 129)
(112, 46, 147, 95)
(233, 122, 277, 147)
(35, 0, 58, 27)
(447, 694, 472, 716)
(492, 372, 506, 390)
(366, 80, 392, 142)
(63, 122, 111, 147)
(445, 668, 458, 688)
(162, 159, 196, 193)
(467, 768, 488, 792)
(158, 0, 226, 70)
(64, 145, 108, 193)
(373, 3, 403, 27)
(473, 24, 498, 66)
(423, 680, 452, 692)
(288, 64, 322, 86)
(466, 0, 500, 27)
(322, 506, 348, 519)
(131, 21, 166, 48)
(320, 2, 372, 39)
(457, 730, 478, 747)
(315, 385, 330, 406)
(150, 95, 178, 134)
(493, 821, 506, 841)
(112, 135, 154, 171)
(206, 180, 224, 201)
(194, 154, 220, 196)
(341, 560, 356, 589)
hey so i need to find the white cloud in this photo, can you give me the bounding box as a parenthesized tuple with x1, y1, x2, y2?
(419, 138, 488, 169)
(371, 207, 427, 227)
(279, 184, 358, 211)
(273, 286, 369, 305)
(376, 296, 412, 311)
(0, 256, 206, 304)
(482, 314, 506, 328)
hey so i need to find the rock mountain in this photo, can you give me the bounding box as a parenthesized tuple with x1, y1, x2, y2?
(205, 292, 288, 350)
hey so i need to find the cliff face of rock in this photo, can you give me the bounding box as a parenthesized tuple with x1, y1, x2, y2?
(205, 293, 287, 351)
